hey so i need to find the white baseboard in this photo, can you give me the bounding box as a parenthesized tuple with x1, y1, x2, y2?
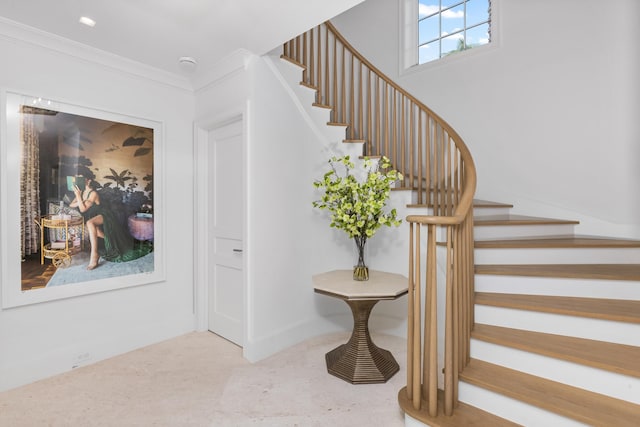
(0, 319, 193, 392)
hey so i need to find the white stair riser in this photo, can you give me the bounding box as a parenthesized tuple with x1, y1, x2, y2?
(474, 224, 576, 239)
(475, 247, 640, 265)
(405, 204, 434, 214)
(473, 207, 513, 217)
(458, 382, 588, 427)
(272, 55, 301, 77)
(409, 204, 512, 218)
(471, 340, 640, 404)
(274, 59, 318, 103)
(324, 123, 351, 141)
(434, 223, 571, 242)
(293, 92, 349, 142)
(475, 275, 640, 300)
(272, 57, 348, 143)
(475, 305, 640, 347)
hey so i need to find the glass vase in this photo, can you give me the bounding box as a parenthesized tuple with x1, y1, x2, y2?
(353, 236, 369, 281)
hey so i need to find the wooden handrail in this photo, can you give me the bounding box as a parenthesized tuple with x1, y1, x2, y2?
(283, 21, 476, 421)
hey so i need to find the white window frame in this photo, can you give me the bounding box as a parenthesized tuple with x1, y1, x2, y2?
(400, 0, 499, 73)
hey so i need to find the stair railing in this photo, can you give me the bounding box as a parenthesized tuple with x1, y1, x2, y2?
(282, 21, 476, 420)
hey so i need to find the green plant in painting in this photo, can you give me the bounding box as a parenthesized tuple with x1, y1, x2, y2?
(103, 168, 134, 190)
(312, 155, 402, 280)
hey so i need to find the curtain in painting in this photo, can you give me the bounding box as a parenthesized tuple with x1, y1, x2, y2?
(20, 108, 41, 258)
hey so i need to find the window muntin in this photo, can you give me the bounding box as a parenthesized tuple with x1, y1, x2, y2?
(418, 0, 491, 64)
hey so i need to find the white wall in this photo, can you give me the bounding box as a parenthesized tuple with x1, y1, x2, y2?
(195, 50, 362, 362)
(246, 52, 422, 359)
(0, 0, 407, 391)
(246, 55, 350, 360)
(15, 0, 627, 391)
(0, 22, 196, 391)
(333, 0, 640, 238)
(193, 47, 413, 362)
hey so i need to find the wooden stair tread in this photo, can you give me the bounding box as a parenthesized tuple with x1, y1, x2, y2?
(407, 199, 514, 209)
(475, 264, 640, 281)
(343, 139, 366, 143)
(475, 292, 640, 323)
(475, 235, 640, 249)
(473, 199, 514, 208)
(279, 55, 304, 68)
(312, 102, 332, 109)
(327, 121, 348, 126)
(460, 359, 640, 426)
(300, 81, 317, 90)
(398, 387, 522, 427)
(474, 214, 579, 226)
(472, 324, 640, 378)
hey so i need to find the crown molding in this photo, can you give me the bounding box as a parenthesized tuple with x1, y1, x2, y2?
(0, 16, 193, 92)
(192, 48, 255, 93)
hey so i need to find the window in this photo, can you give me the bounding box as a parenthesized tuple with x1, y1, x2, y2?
(417, 0, 491, 65)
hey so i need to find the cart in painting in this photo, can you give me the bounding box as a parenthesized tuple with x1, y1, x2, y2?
(34, 214, 84, 268)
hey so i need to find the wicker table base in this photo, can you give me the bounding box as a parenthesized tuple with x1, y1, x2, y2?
(325, 299, 399, 384)
(313, 269, 407, 384)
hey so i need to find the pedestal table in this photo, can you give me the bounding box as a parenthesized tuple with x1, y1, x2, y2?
(313, 269, 408, 384)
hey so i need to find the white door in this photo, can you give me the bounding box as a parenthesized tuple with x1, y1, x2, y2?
(207, 119, 244, 345)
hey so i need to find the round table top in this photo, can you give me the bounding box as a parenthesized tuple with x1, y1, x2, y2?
(312, 269, 408, 301)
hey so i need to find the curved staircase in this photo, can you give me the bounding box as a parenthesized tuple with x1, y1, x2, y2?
(279, 22, 640, 426)
(397, 198, 640, 426)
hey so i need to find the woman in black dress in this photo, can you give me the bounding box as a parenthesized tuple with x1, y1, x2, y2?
(70, 174, 145, 270)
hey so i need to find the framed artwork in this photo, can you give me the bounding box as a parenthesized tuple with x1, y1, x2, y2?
(1, 91, 165, 308)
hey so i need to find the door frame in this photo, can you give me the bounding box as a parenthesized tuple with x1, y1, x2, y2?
(193, 108, 248, 343)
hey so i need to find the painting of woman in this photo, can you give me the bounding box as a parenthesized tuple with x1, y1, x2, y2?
(69, 167, 150, 270)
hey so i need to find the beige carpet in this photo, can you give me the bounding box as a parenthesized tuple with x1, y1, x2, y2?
(0, 331, 407, 426)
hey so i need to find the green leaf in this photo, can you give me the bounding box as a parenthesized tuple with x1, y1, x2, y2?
(122, 137, 147, 147)
(312, 155, 402, 240)
(134, 147, 152, 157)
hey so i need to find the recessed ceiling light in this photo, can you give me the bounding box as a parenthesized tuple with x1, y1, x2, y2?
(79, 16, 96, 27)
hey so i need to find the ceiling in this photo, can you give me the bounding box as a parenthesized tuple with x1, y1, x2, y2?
(0, 0, 363, 82)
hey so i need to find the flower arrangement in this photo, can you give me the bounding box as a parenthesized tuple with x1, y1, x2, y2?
(312, 155, 403, 280)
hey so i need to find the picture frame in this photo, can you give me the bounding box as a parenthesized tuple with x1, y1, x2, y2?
(1, 90, 165, 308)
